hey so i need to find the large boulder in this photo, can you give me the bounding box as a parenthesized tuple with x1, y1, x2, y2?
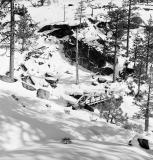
(22, 82, 36, 91)
(97, 77, 107, 83)
(45, 77, 59, 88)
(38, 25, 52, 32)
(20, 64, 28, 71)
(91, 81, 98, 86)
(37, 89, 50, 100)
(128, 135, 150, 150)
(21, 75, 35, 85)
(48, 28, 73, 38)
(0, 75, 17, 83)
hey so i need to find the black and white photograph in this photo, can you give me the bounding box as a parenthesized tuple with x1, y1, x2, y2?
(0, 0, 153, 159)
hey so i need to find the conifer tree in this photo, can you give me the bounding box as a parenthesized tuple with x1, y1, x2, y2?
(143, 16, 153, 76)
(107, 8, 127, 82)
(75, 0, 86, 28)
(16, 7, 37, 53)
(130, 33, 145, 94)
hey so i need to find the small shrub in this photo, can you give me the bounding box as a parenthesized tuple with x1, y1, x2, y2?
(122, 122, 143, 133)
(64, 109, 70, 115)
(61, 137, 72, 144)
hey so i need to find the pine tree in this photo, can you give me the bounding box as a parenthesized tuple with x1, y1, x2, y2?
(143, 16, 153, 76)
(16, 8, 37, 53)
(126, 0, 132, 57)
(75, 0, 87, 28)
(0, 0, 15, 80)
(130, 33, 144, 67)
(107, 8, 128, 82)
(10, 0, 15, 79)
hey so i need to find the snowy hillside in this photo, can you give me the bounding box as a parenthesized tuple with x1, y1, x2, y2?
(1, 0, 153, 159)
(0, 79, 153, 159)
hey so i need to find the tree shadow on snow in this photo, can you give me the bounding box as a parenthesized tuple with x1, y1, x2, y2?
(0, 140, 152, 160)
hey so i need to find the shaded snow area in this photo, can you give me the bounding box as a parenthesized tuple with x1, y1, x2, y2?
(0, 80, 153, 160)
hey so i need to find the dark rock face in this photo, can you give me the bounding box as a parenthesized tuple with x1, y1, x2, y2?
(99, 67, 114, 75)
(137, 138, 150, 150)
(129, 138, 150, 150)
(70, 94, 82, 99)
(25, 51, 43, 60)
(45, 72, 53, 78)
(38, 25, 52, 32)
(37, 89, 50, 100)
(39, 24, 73, 38)
(91, 81, 98, 86)
(21, 75, 35, 86)
(39, 23, 87, 39)
(21, 75, 36, 91)
(20, 64, 28, 72)
(84, 104, 94, 112)
(63, 37, 108, 70)
(48, 28, 73, 38)
(45, 78, 58, 88)
(22, 82, 36, 91)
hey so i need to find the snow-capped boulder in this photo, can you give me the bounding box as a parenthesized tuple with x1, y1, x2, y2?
(22, 82, 36, 91)
(97, 77, 107, 83)
(91, 81, 98, 86)
(36, 88, 50, 100)
(21, 75, 35, 86)
(128, 134, 150, 150)
(45, 77, 59, 88)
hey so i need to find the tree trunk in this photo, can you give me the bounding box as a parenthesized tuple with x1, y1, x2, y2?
(145, 76, 151, 132)
(79, 0, 83, 28)
(113, 19, 118, 82)
(137, 61, 142, 95)
(9, 0, 15, 80)
(146, 32, 150, 76)
(126, 0, 132, 57)
(21, 38, 25, 53)
(91, 8, 93, 17)
(134, 46, 137, 69)
(76, 28, 79, 84)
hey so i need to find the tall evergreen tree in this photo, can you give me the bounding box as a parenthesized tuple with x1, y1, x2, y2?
(143, 16, 153, 76)
(9, 0, 15, 79)
(16, 7, 37, 53)
(130, 33, 145, 94)
(75, 0, 87, 28)
(0, 0, 15, 79)
(107, 8, 127, 82)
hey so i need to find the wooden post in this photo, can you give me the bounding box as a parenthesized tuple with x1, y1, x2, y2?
(10, 0, 15, 80)
(76, 28, 79, 84)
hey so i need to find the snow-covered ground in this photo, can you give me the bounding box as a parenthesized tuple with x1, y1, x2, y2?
(0, 80, 153, 159)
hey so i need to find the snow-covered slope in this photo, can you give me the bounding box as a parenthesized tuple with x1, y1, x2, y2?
(0, 80, 153, 159)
